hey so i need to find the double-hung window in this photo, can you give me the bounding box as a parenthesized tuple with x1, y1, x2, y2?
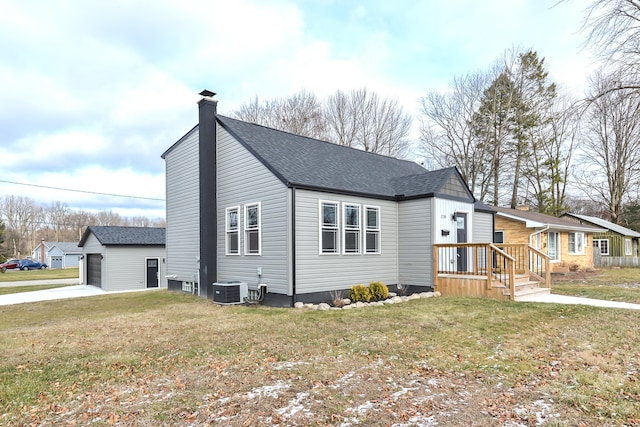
(343, 204, 361, 254)
(244, 203, 261, 255)
(568, 232, 584, 254)
(320, 201, 339, 254)
(225, 207, 240, 255)
(625, 239, 632, 256)
(364, 206, 380, 253)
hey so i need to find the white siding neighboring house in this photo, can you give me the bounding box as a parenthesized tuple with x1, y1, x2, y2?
(161, 91, 495, 306)
(78, 226, 167, 292)
(32, 241, 82, 268)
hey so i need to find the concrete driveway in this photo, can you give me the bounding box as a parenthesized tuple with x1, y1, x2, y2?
(0, 280, 106, 306)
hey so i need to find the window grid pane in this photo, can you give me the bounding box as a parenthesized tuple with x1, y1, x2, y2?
(344, 204, 361, 253)
(244, 204, 260, 255)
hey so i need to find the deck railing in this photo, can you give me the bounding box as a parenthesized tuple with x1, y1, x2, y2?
(495, 244, 551, 288)
(433, 243, 550, 300)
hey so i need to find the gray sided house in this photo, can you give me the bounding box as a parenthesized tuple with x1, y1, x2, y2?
(32, 241, 82, 268)
(161, 92, 494, 306)
(78, 226, 167, 292)
(563, 213, 640, 266)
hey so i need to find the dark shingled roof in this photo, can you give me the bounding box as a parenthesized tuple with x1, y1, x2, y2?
(216, 116, 464, 200)
(78, 226, 166, 247)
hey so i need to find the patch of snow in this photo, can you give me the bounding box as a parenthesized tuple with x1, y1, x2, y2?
(277, 392, 310, 418)
(392, 415, 438, 427)
(245, 380, 290, 400)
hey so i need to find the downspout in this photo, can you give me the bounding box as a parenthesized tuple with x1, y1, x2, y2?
(396, 202, 400, 287)
(291, 186, 297, 305)
(530, 226, 549, 248)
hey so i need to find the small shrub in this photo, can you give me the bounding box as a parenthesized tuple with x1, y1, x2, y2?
(349, 284, 371, 302)
(368, 281, 389, 300)
(569, 262, 581, 272)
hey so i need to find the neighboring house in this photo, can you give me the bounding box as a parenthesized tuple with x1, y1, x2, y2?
(562, 213, 640, 267)
(78, 226, 167, 292)
(32, 241, 82, 268)
(161, 91, 494, 306)
(493, 206, 604, 271)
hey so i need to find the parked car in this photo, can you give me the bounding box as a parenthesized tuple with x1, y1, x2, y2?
(0, 259, 20, 272)
(17, 259, 48, 270)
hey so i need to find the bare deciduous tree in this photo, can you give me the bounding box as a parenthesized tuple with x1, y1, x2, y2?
(567, 0, 640, 97)
(233, 90, 327, 139)
(0, 195, 165, 258)
(418, 70, 491, 197)
(575, 71, 640, 223)
(235, 88, 412, 159)
(325, 88, 412, 158)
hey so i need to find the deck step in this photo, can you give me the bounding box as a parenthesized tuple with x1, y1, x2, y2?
(512, 287, 551, 301)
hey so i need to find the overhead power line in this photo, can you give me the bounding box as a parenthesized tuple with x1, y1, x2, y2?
(0, 180, 165, 202)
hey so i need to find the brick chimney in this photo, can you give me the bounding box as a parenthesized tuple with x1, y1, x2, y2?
(198, 90, 218, 299)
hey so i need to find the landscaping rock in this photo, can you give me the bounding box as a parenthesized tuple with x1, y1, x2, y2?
(355, 301, 367, 308)
(342, 298, 351, 305)
(317, 303, 331, 311)
(388, 292, 397, 297)
(304, 303, 317, 309)
(391, 296, 403, 304)
(383, 299, 395, 304)
(342, 304, 353, 310)
(294, 302, 305, 309)
(434, 291, 442, 297)
(420, 292, 434, 298)
(408, 294, 421, 300)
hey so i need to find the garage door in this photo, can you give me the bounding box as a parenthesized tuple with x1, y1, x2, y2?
(87, 254, 102, 287)
(51, 256, 63, 269)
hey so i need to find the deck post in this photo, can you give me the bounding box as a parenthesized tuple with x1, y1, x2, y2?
(486, 245, 492, 291)
(433, 245, 439, 293)
(508, 256, 516, 301)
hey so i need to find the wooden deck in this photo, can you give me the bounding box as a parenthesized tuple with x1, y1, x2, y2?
(433, 243, 551, 301)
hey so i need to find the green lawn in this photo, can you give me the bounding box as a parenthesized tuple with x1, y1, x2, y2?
(0, 267, 79, 282)
(0, 291, 638, 426)
(0, 284, 73, 295)
(551, 267, 640, 304)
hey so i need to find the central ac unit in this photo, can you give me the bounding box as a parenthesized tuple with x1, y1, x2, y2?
(212, 281, 248, 304)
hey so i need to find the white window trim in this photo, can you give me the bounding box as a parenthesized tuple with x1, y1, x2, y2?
(244, 202, 261, 256)
(225, 206, 240, 256)
(343, 203, 361, 255)
(568, 232, 585, 255)
(625, 238, 632, 256)
(364, 205, 381, 254)
(594, 238, 609, 256)
(319, 200, 340, 255)
(548, 231, 561, 262)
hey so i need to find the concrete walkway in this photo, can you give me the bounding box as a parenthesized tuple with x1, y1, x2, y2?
(525, 293, 640, 310)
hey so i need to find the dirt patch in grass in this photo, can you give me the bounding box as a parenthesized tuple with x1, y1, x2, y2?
(1, 292, 639, 426)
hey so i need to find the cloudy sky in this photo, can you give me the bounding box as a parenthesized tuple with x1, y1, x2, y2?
(0, 0, 595, 220)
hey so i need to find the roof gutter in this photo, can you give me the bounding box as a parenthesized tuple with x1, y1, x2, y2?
(530, 225, 549, 247)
